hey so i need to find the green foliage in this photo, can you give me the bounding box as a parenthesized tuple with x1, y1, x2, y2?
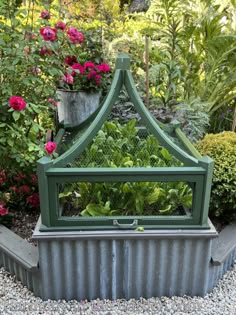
(196, 131, 236, 220)
(60, 120, 192, 216)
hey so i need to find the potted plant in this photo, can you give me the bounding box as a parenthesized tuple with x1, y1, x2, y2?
(56, 59, 111, 128)
(38, 15, 111, 128)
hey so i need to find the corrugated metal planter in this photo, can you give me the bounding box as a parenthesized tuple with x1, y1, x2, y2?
(56, 90, 101, 128)
(33, 218, 219, 301)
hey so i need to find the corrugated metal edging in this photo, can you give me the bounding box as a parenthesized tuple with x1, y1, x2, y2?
(38, 237, 212, 301)
(0, 250, 41, 296)
(208, 248, 236, 292)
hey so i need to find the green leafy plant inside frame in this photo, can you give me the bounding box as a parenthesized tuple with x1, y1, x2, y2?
(59, 119, 192, 216)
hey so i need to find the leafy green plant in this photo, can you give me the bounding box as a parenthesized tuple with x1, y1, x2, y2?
(60, 119, 192, 216)
(196, 131, 236, 221)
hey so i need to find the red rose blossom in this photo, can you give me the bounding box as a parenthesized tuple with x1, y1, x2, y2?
(55, 21, 66, 31)
(30, 174, 38, 184)
(18, 185, 31, 195)
(45, 141, 57, 154)
(0, 205, 8, 216)
(67, 27, 84, 44)
(40, 11, 51, 19)
(27, 193, 40, 208)
(65, 55, 77, 66)
(9, 96, 26, 111)
(0, 170, 6, 184)
(40, 26, 57, 41)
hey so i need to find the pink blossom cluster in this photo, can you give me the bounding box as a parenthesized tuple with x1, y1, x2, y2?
(62, 59, 110, 88)
(0, 201, 8, 216)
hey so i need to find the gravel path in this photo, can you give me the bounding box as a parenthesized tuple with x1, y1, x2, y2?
(0, 263, 236, 315)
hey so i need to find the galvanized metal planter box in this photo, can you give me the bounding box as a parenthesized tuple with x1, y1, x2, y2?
(33, 218, 218, 301)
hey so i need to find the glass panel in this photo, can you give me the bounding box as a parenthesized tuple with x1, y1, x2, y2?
(59, 181, 193, 217)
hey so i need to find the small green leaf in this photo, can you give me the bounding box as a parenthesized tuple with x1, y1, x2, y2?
(12, 111, 20, 121)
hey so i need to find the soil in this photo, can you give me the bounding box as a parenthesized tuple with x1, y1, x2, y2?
(10, 210, 39, 246)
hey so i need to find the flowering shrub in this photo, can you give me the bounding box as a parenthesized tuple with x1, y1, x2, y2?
(0, 169, 40, 226)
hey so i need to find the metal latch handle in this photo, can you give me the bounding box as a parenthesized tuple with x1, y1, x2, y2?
(113, 219, 138, 229)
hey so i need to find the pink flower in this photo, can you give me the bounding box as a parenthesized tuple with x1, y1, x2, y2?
(27, 193, 40, 208)
(67, 27, 84, 44)
(95, 74, 101, 85)
(55, 21, 66, 31)
(71, 63, 84, 75)
(0, 200, 6, 206)
(40, 46, 53, 55)
(97, 62, 110, 73)
(40, 11, 51, 19)
(63, 73, 74, 84)
(64, 55, 77, 66)
(18, 185, 31, 195)
(0, 205, 8, 216)
(87, 69, 97, 79)
(48, 98, 58, 106)
(84, 61, 95, 70)
(40, 26, 57, 41)
(45, 141, 57, 154)
(10, 186, 17, 192)
(9, 96, 26, 111)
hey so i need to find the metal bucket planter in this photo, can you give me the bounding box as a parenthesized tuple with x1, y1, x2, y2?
(56, 90, 101, 128)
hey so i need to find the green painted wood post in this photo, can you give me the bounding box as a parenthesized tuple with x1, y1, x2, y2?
(199, 156, 214, 226)
(37, 157, 53, 227)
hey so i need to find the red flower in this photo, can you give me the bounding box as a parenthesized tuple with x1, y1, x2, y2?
(55, 21, 66, 31)
(40, 11, 51, 19)
(45, 141, 57, 154)
(9, 96, 26, 111)
(71, 63, 84, 75)
(48, 98, 58, 107)
(67, 27, 84, 44)
(10, 186, 17, 192)
(27, 193, 40, 208)
(65, 55, 77, 66)
(84, 61, 95, 70)
(87, 69, 97, 79)
(0, 170, 6, 184)
(0, 205, 8, 216)
(95, 74, 101, 85)
(40, 26, 57, 41)
(40, 46, 53, 55)
(14, 173, 26, 181)
(30, 174, 38, 184)
(62, 73, 74, 85)
(97, 62, 110, 73)
(0, 200, 6, 206)
(18, 185, 31, 195)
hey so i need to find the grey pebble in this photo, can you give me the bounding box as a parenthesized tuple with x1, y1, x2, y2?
(0, 263, 236, 315)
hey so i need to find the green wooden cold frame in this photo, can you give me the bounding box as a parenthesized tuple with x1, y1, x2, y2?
(37, 54, 214, 231)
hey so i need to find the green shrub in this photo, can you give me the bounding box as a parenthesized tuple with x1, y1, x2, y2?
(196, 131, 236, 221)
